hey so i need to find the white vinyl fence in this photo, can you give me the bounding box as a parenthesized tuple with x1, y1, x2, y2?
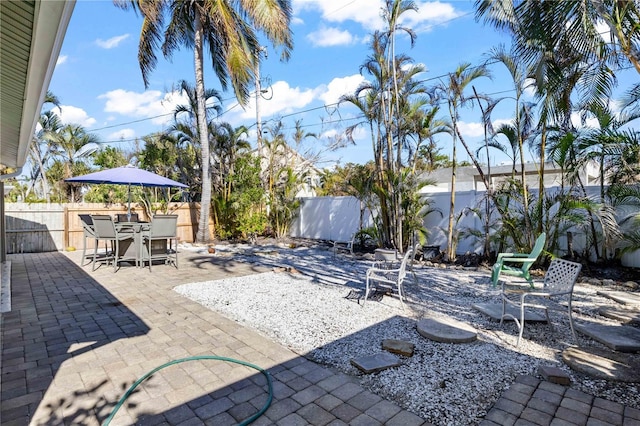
(289, 191, 640, 268)
(289, 196, 373, 242)
(423, 186, 640, 268)
(4, 194, 640, 267)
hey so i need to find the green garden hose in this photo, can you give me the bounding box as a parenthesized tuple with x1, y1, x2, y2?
(102, 355, 273, 426)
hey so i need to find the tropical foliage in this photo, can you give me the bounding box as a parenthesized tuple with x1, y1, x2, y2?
(115, 0, 293, 243)
(8, 0, 640, 264)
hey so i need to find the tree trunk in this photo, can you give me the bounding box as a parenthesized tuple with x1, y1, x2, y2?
(447, 124, 457, 263)
(537, 125, 547, 236)
(194, 13, 212, 243)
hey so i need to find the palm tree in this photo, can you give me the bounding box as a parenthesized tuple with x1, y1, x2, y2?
(29, 91, 62, 202)
(340, 33, 393, 247)
(408, 105, 450, 174)
(485, 45, 536, 236)
(115, 0, 293, 243)
(47, 124, 99, 202)
(432, 63, 490, 262)
(30, 110, 62, 202)
(211, 122, 251, 201)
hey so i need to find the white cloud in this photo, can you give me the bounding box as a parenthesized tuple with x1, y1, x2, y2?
(293, 0, 463, 33)
(405, 1, 461, 32)
(571, 111, 600, 129)
(95, 34, 130, 49)
(56, 55, 68, 66)
(457, 121, 484, 138)
(321, 128, 339, 139)
(107, 128, 136, 141)
(234, 80, 319, 122)
(320, 74, 365, 105)
(293, 0, 384, 31)
(98, 89, 189, 126)
(307, 26, 357, 47)
(595, 20, 612, 43)
(492, 118, 513, 129)
(524, 77, 537, 98)
(52, 105, 97, 128)
(229, 74, 366, 126)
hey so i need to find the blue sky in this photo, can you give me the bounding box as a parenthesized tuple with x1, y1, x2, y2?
(48, 0, 638, 169)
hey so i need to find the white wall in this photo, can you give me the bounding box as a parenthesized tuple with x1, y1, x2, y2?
(290, 196, 372, 241)
(289, 190, 640, 268)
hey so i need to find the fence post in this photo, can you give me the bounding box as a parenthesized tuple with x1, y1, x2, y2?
(63, 206, 69, 249)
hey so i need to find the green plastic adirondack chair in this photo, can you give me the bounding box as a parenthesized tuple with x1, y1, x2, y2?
(491, 233, 546, 288)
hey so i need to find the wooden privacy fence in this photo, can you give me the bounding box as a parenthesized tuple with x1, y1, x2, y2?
(4, 202, 212, 254)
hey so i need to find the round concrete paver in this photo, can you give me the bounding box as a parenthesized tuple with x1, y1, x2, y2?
(417, 316, 478, 343)
(562, 346, 640, 383)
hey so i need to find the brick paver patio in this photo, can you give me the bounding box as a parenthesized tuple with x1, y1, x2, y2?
(2, 249, 637, 425)
(1, 251, 428, 425)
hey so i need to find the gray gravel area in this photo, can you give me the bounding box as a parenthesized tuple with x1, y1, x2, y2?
(174, 242, 640, 425)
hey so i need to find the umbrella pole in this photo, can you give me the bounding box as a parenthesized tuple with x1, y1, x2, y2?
(127, 184, 131, 221)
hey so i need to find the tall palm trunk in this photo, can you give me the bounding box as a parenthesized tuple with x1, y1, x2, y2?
(447, 117, 457, 262)
(517, 110, 531, 239)
(31, 145, 50, 203)
(194, 12, 211, 243)
(537, 125, 547, 235)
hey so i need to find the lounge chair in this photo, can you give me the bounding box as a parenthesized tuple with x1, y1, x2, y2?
(491, 233, 546, 288)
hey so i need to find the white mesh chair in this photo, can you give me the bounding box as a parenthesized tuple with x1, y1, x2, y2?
(333, 234, 355, 258)
(500, 258, 582, 346)
(364, 248, 413, 307)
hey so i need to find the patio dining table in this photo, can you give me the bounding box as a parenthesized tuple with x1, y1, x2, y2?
(114, 221, 150, 268)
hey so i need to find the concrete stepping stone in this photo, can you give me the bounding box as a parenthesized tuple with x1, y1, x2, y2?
(351, 352, 401, 374)
(598, 306, 640, 325)
(575, 323, 640, 352)
(417, 316, 477, 343)
(382, 339, 414, 357)
(562, 346, 640, 382)
(538, 365, 571, 385)
(597, 291, 640, 307)
(472, 302, 547, 322)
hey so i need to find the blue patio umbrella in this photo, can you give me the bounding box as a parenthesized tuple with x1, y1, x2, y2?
(66, 165, 188, 219)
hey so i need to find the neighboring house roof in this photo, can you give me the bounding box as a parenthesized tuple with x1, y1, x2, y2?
(255, 144, 321, 198)
(420, 161, 601, 193)
(0, 1, 75, 169)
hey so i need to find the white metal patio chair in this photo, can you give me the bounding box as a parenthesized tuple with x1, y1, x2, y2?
(333, 234, 355, 258)
(364, 248, 413, 307)
(500, 258, 582, 346)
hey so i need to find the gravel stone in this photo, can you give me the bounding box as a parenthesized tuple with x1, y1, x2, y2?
(174, 243, 640, 425)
